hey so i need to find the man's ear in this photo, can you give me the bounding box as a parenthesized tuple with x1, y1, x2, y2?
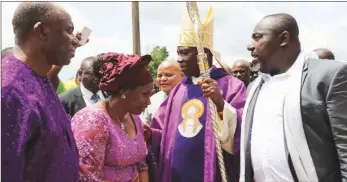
(279, 31, 290, 47)
(77, 69, 83, 77)
(33, 22, 50, 41)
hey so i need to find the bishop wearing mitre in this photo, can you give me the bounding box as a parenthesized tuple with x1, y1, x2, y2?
(147, 4, 247, 182)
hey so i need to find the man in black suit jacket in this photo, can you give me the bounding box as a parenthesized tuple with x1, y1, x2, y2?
(59, 56, 107, 117)
(240, 13, 347, 182)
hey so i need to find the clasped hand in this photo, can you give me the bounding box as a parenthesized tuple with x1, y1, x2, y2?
(198, 78, 224, 112)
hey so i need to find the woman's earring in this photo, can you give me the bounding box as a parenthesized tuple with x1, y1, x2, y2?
(121, 94, 126, 99)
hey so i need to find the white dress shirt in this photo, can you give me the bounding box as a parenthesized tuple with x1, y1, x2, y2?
(80, 83, 105, 106)
(250, 52, 306, 182)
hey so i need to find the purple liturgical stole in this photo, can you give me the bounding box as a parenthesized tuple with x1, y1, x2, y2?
(172, 82, 208, 181)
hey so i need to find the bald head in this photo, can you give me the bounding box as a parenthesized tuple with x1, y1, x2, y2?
(231, 59, 251, 86)
(314, 48, 335, 60)
(232, 59, 251, 68)
(157, 58, 183, 94)
(262, 13, 299, 40)
(158, 59, 180, 69)
(80, 56, 96, 71)
(12, 2, 69, 43)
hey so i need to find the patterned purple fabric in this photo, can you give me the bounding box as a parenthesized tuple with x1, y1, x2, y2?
(150, 66, 247, 182)
(1, 54, 79, 182)
(71, 106, 148, 181)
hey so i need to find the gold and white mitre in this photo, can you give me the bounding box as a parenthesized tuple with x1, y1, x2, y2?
(178, 5, 222, 64)
(178, 5, 214, 49)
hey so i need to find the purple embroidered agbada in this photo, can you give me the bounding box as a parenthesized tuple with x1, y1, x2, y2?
(1, 55, 79, 182)
(150, 66, 246, 182)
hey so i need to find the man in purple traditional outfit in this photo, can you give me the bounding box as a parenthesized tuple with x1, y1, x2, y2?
(148, 5, 246, 182)
(1, 2, 82, 182)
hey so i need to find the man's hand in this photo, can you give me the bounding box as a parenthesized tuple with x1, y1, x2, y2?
(75, 32, 89, 47)
(199, 78, 224, 112)
(143, 123, 152, 146)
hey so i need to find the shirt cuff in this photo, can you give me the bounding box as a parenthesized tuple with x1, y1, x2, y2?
(216, 100, 237, 154)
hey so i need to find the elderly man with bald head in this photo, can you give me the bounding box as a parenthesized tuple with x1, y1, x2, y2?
(1, 2, 84, 181)
(314, 48, 335, 60)
(141, 58, 183, 125)
(241, 13, 347, 182)
(231, 59, 251, 87)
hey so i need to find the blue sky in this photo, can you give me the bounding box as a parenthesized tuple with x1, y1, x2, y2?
(2, 2, 347, 80)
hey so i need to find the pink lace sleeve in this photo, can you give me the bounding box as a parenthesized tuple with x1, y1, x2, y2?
(71, 110, 109, 182)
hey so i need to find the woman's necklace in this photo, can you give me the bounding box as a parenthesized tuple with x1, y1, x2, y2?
(104, 101, 125, 130)
(115, 116, 125, 130)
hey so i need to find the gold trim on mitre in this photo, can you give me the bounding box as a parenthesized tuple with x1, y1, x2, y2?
(178, 6, 214, 50)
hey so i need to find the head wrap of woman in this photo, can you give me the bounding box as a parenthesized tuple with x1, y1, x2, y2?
(98, 52, 153, 94)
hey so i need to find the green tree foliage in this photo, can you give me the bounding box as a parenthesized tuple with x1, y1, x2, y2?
(148, 46, 169, 79)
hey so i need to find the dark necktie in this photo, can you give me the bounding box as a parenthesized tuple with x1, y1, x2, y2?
(91, 93, 100, 103)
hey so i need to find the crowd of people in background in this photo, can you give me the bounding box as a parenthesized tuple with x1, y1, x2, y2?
(2, 2, 346, 182)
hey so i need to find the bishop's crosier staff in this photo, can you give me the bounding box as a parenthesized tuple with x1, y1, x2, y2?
(185, 2, 228, 182)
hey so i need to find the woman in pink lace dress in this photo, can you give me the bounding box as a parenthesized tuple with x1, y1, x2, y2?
(71, 53, 153, 182)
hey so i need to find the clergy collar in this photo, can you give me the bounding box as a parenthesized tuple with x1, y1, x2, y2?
(191, 76, 200, 85)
